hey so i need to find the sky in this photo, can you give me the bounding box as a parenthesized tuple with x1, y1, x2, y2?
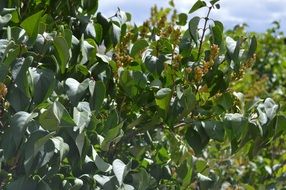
(98, 0, 286, 33)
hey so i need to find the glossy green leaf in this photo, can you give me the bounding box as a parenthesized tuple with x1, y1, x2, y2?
(29, 68, 56, 105)
(0, 14, 12, 29)
(73, 102, 91, 132)
(50, 136, 69, 160)
(101, 122, 123, 151)
(188, 16, 200, 44)
(39, 101, 75, 131)
(189, 0, 207, 14)
(110, 23, 121, 45)
(210, 21, 224, 46)
(20, 11, 43, 42)
(185, 127, 209, 154)
(89, 80, 106, 112)
(130, 39, 148, 57)
(10, 112, 37, 148)
(216, 92, 233, 111)
(53, 36, 70, 74)
(7, 83, 31, 111)
(7, 177, 37, 190)
(75, 132, 85, 157)
(177, 13, 188, 26)
(112, 159, 132, 186)
(65, 78, 90, 106)
(179, 87, 196, 117)
(155, 88, 172, 111)
(201, 121, 225, 141)
(119, 70, 147, 97)
(247, 36, 257, 59)
(92, 147, 112, 172)
(0, 43, 20, 82)
(210, 0, 220, 5)
(81, 0, 98, 14)
(143, 53, 164, 75)
(12, 56, 33, 98)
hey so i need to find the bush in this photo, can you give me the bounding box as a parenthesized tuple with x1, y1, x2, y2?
(0, 0, 285, 189)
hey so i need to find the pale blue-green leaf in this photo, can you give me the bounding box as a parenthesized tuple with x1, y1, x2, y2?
(50, 136, 69, 160)
(112, 159, 132, 186)
(53, 36, 70, 74)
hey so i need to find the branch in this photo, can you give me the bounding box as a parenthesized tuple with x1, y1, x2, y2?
(197, 7, 212, 61)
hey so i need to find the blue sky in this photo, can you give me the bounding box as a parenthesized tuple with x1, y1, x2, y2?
(98, 0, 286, 33)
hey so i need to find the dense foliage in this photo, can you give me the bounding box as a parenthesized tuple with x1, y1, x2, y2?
(0, 0, 285, 189)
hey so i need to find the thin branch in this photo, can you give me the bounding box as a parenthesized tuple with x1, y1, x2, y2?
(197, 7, 212, 61)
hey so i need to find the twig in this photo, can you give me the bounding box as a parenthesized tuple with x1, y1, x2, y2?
(197, 7, 212, 61)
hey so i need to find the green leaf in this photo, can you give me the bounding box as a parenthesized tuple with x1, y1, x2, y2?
(0, 42, 20, 82)
(85, 22, 96, 38)
(119, 184, 135, 190)
(76, 132, 85, 157)
(65, 78, 90, 106)
(0, 46, 20, 82)
(201, 121, 225, 141)
(185, 126, 209, 154)
(81, 0, 98, 14)
(29, 68, 56, 105)
(101, 122, 123, 151)
(177, 158, 193, 188)
(34, 132, 55, 158)
(194, 158, 207, 173)
(7, 83, 31, 111)
(92, 147, 112, 172)
(50, 136, 69, 161)
(179, 87, 196, 117)
(89, 80, 106, 112)
(94, 23, 103, 43)
(188, 16, 200, 44)
(0, 39, 9, 62)
(12, 56, 33, 98)
(73, 102, 91, 133)
(132, 168, 155, 190)
(275, 115, 286, 135)
(119, 70, 147, 97)
(94, 175, 116, 188)
(258, 98, 278, 121)
(20, 11, 43, 42)
(216, 92, 233, 111)
(130, 39, 148, 57)
(210, 0, 220, 5)
(7, 176, 37, 190)
(110, 23, 121, 45)
(155, 88, 172, 112)
(0, 14, 12, 29)
(247, 36, 257, 59)
(143, 53, 164, 75)
(70, 178, 83, 190)
(226, 36, 236, 54)
(53, 36, 70, 74)
(64, 29, 73, 48)
(177, 13, 188, 26)
(189, 0, 207, 14)
(112, 159, 132, 186)
(210, 21, 224, 46)
(39, 101, 75, 131)
(37, 181, 52, 190)
(197, 173, 212, 182)
(10, 112, 37, 148)
(157, 38, 173, 54)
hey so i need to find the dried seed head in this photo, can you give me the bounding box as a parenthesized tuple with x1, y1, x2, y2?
(0, 83, 7, 99)
(210, 44, 220, 60)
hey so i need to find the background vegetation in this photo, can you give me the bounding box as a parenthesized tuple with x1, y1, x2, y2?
(0, 0, 285, 189)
